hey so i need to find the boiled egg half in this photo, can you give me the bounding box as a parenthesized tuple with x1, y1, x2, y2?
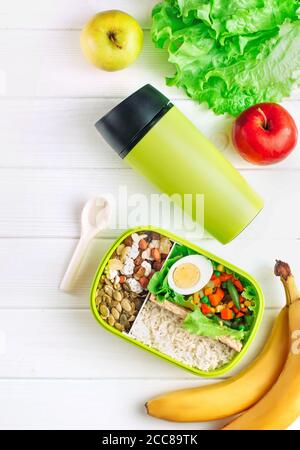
(167, 255, 213, 295)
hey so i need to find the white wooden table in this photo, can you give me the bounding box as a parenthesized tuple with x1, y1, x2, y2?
(0, 0, 299, 430)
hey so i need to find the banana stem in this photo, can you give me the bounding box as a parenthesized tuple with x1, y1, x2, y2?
(274, 260, 300, 306)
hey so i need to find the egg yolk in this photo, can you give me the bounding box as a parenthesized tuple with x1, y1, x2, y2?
(173, 263, 200, 289)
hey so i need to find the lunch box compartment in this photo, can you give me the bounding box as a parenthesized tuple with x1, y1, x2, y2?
(90, 227, 264, 377)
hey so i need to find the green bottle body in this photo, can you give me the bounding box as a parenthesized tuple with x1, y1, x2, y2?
(125, 106, 263, 244)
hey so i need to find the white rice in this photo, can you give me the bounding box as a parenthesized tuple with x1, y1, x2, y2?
(130, 301, 235, 371)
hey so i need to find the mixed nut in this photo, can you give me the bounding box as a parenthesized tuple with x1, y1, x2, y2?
(95, 231, 173, 332)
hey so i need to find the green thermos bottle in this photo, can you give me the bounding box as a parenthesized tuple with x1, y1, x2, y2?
(95, 84, 263, 244)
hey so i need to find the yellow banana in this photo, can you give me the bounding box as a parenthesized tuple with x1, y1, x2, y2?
(222, 263, 300, 430)
(146, 306, 289, 422)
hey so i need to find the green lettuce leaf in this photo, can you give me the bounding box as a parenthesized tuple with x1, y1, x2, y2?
(183, 308, 245, 341)
(151, 0, 300, 115)
(148, 243, 195, 304)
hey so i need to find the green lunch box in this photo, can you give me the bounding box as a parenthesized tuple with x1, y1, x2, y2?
(95, 85, 263, 244)
(90, 226, 264, 377)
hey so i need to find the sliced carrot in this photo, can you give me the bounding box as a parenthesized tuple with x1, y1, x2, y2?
(201, 303, 212, 315)
(220, 273, 233, 282)
(213, 278, 221, 287)
(204, 287, 213, 296)
(209, 295, 220, 307)
(233, 306, 239, 314)
(236, 311, 244, 318)
(221, 309, 233, 320)
(241, 306, 248, 312)
(239, 295, 245, 303)
(209, 287, 225, 306)
(233, 279, 244, 292)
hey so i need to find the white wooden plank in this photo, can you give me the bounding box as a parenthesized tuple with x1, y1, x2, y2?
(0, 0, 157, 29)
(0, 308, 279, 379)
(0, 30, 299, 101)
(0, 30, 177, 99)
(0, 379, 298, 430)
(0, 168, 299, 239)
(0, 98, 299, 170)
(0, 238, 298, 310)
(1, 379, 298, 430)
(0, 379, 227, 430)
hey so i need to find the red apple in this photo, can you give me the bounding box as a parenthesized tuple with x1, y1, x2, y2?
(232, 103, 298, 165)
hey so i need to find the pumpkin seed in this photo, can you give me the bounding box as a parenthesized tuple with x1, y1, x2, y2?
(120, 313, 128, 325)
(115, 303, 122, 313)
(121, 299, 132, 312)
(99, 304, 109, 318)
(108, 314, 115, 327)
(111, 307, 120, 320)
(104, 278, 113, 287)
(104, 285, 113, 296)
(113, 290, 122, 302)
(102, 293, 111, 303)
(114, 322, 124, 332)
(95, 296, 102, 306)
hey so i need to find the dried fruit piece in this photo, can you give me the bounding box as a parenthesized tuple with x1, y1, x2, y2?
(134, 266, 146, 280)
(159, 237, 172, 254)
(116, 244, 125, 256)
(121, 258, 135, 276)
(123, 236, 133, 246)
(140, 276, 149, 288)
(139, 239, 148, 250)
(126, 278, 143, 293)
(141, 261, 152, 277)
(128, 243, 139, 259)
(134, 255, 142, 266)
(151, 232, 161, 240)
(108, 258, 123, 271)
(151, 248, 161, 261)
(142, 248, 152, 260)
(153, 260, 163, 271)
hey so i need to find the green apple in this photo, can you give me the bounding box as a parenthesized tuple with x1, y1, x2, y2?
(80, 10, 143, 71)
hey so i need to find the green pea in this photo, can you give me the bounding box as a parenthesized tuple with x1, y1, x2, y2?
(201, 296, 209, 304)
(214, 270, 221, 277)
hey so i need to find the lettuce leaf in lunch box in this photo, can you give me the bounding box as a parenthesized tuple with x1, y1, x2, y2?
(183, 308, 245, 341)
(151, 0, 300, 116)
(148, 243, 196, 305)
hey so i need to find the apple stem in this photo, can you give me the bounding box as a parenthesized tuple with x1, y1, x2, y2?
(257, 107, 269, 130)
(108, 31, 122, 50)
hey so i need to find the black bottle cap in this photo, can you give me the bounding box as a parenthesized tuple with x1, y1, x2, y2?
(95, 84, 173, 159)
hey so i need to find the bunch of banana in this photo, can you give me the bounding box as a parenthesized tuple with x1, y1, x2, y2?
(223, 261, 300, 430)
(146, 261, 300, 429)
